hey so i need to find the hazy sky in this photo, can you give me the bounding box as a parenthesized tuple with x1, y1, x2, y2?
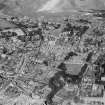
(38, 0, 61, 11)
(38, 0, 105, 12)
(0, 0, 105, 15)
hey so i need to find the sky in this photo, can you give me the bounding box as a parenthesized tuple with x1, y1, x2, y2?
(0, 0, 105, 16)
